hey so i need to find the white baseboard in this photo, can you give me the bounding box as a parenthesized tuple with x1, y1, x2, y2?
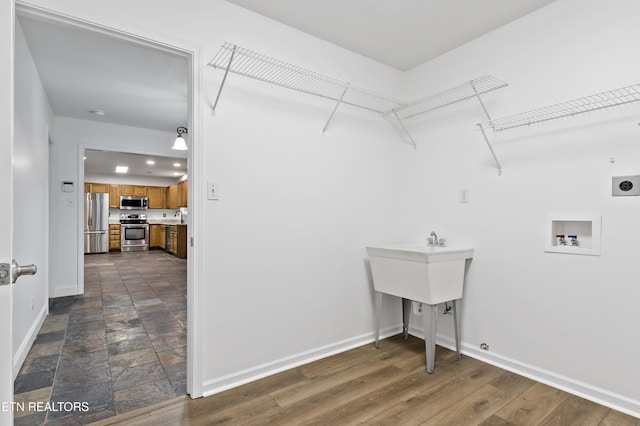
(201, 324, 640, 419)
(430, 333, 640, 419)
(201, 325, 400, 398)
(13, 304, 48, 380)
(50, 285, 80, 298)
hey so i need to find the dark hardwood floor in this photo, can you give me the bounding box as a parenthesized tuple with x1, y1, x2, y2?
(91, 334, 639, 425)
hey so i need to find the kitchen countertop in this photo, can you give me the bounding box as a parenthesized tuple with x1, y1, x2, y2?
(108, 220, 187, 226)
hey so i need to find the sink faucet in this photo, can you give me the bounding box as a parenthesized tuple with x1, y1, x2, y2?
(428, 231, 445, 246)
(429, 231, 438, 244)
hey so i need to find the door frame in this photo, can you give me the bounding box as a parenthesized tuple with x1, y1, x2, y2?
(15, 1, 204, 398)
(1, 0, 15, 424)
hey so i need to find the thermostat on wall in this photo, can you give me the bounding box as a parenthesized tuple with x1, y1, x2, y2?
(612, 175, 640, 196)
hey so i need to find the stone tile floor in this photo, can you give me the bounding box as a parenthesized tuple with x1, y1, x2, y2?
(14, 250, 187, 425)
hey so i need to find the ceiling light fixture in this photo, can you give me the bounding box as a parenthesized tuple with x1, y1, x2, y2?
(172, 127, 188, 150)
(173, 163, 181, 167)
(146, 160, 155, 165)
(115, 166, 129, 174)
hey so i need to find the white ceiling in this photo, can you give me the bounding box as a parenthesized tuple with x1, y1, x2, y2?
(84, 150, 187, 179)
(17, 14, 189, 178)
(17, 14, 189, 133)
(226, 0, 557, 71)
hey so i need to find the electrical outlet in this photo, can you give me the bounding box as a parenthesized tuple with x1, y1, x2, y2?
(460, 189, 469, 203)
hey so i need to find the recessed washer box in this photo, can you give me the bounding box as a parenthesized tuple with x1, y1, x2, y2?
(612, 175, 640, 196)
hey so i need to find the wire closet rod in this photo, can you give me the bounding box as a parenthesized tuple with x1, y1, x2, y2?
(478, 84, 640, 132)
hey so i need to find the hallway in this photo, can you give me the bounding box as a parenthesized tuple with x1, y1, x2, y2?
(14, 251, 187, 425)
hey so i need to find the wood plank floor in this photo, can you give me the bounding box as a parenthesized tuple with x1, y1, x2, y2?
(90, 335, 640, 425)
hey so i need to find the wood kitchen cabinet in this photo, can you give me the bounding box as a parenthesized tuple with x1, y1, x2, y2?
(179, 180, 188, 207)
(149, 224, 159, 248)
(166, 184, 179, 209)
(120, 185, 147, 197)
(109, 185, 120, 208)
(168, 225, 187, 258)
(109, 224, 121, 251)
(158, 225, 166, 250)
(119, 185, 134, 196)
(85, 182, 109, 193)
(147, 186, 165, 209)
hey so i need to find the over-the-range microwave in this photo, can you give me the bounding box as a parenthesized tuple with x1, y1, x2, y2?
(120, 196, 148, 210)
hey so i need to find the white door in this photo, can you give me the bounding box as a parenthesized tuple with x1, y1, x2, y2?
(0, 0, 15, 425)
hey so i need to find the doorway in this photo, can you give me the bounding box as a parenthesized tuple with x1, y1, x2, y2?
(13, 4, 201, 424)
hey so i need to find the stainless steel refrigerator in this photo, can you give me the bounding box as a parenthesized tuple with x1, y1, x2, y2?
(84, 193, 109, 254)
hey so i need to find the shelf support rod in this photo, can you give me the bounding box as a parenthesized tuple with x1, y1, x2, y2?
(212, 46, 236, 115)
(391, 110, 417, 149)
(478, 125, 502, 175)
(322, 87, 348, 134)
(471, 82, 502, 175)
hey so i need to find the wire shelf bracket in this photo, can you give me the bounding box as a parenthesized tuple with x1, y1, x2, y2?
(477, 84, 640, 174)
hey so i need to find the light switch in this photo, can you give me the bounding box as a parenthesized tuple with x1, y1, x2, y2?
(459, 189, 469, 203)
(207, 181, 219, 200)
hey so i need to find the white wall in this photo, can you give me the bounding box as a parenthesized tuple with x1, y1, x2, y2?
(35, 0, 409, 394)
(401, 0, 640, 415)
(49, 117, 182, 296)
(28, 0, 640, 417)
(13, 20, 52, 376)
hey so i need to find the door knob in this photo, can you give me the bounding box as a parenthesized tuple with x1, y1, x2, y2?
(11, 259, 37, 284)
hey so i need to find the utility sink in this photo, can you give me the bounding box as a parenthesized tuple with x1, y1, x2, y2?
(366, 243, 474, 373)
(366, 243, 473, 305)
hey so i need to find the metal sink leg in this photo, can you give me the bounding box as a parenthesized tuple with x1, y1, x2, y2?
(402, 298, 411, 340)
(374, 292, 382, 348)
(424, 303, 438, 373)
(452, 299, 462, 360)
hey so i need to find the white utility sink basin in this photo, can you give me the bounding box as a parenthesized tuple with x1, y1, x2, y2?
(366, 243, 473, 305)
(366, 243, 474, 373)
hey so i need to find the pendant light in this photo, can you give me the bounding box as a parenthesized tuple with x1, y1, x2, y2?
(172, 127, 188, 150)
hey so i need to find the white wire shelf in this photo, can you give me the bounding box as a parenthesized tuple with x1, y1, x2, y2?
(389, 75, 508, 119)
(208, 43, 407, 114)
(478, 84, 640, 132)
(207, 43, 507, 150)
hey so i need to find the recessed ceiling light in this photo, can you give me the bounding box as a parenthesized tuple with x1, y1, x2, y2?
(115, 166, 128, 173)
(83, 156, 86, 160)
(173, 172, 182, 176)
(173, 163, 181, 167)
(146, 160, 155, 165)
(88, 109, 106, 116)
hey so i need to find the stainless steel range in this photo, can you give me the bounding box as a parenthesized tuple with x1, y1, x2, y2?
(120, 213, 149, 252)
